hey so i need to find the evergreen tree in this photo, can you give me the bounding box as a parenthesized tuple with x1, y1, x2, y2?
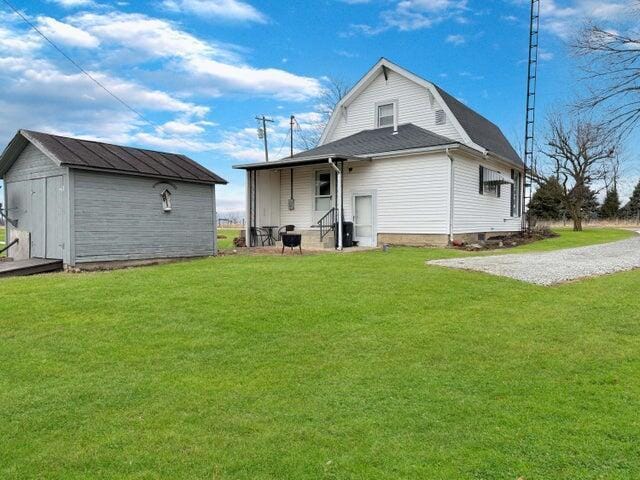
(622, 179, 640, 220)
(529, 177, 565, 220)
(599, 188, 621, 219)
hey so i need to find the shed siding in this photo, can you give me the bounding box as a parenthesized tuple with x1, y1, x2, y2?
(325, 70, 462, 144)
(73, 171, 215, 262)
(5, 143, 65, 182)
(452, 155, 522, 234)
(4, 143, 68, 260)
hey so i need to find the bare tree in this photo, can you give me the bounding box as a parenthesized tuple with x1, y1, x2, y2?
(538, 115, 618, 231)
(573, 4, 640, 137)
(302, 77, 351, 147)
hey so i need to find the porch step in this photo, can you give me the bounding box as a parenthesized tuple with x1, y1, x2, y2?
(282, 229, 335, 249)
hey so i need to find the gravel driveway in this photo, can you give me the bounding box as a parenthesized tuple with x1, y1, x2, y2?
(428, 232, 640, 285)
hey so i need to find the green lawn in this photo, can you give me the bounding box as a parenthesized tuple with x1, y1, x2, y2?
(217, 227, 241, 250)
(1, 229, 639, 479)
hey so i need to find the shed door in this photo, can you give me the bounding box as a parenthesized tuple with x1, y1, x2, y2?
(30, 178, 46, 258)
(45, 176, 64, 259)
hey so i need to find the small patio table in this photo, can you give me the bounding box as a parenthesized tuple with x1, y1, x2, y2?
(262, 226, 278, 246)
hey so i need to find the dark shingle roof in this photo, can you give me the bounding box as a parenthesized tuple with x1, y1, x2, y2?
(434, 86, 522, 167)
(6, 130, 227, 184)
(292, 123, 457, 159)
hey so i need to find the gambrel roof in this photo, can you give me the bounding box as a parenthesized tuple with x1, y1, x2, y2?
(320, 58, 523, 168)
(0, 130, 227, 184)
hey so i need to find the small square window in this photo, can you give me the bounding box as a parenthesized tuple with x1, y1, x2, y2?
(377, 103, 395, 128)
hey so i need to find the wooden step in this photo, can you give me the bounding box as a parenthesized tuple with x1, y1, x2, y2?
(0, 258, 63, 278)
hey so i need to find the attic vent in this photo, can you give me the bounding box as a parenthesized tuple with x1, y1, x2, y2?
(435, 109, 446, 125)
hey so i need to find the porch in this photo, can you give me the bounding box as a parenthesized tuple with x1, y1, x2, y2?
(239, 155, 375, 250)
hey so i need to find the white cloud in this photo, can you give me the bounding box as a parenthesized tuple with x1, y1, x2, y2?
(446, 33, 466, 45)
(162, 0, 267, 23)
(347, 0, 468, 34)
(49, 0, 95, 7)
(538, 0, 632, 39)
(37, 17, 100, 48)
(69, 12, 322, 100)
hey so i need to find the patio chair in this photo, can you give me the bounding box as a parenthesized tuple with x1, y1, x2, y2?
(250, 226, 270, 246)
(277, 224, 295, 240)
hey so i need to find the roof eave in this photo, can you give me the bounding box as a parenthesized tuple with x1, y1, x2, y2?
(233, 154, 364, 170)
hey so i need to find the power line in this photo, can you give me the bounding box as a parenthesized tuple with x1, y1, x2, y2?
(2, 0, 208, 154)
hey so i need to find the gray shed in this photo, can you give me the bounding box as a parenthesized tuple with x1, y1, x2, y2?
(0, 130, 227, 267)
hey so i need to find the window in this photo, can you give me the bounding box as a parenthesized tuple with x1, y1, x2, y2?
(377, 103, 395, 128)
(479, 166, 502, 198)
(510, 169, 522, 217)
(161, 189, 172, 212)
(435, 109, 446, 125)
(314, 171, 332, 211)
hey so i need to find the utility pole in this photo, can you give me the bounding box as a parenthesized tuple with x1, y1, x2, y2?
(290, 115, 295, 158)
(255, 115, 274, 162)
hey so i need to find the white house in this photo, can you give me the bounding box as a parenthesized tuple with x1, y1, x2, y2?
(234, 58, 524, 249)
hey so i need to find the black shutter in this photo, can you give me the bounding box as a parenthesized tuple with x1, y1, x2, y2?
(497, 184, 501, 198)
(479, 165, 484, 194)
(510, 169, 515, 216)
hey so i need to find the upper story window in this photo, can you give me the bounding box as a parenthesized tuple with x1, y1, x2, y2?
(377, 103, 395, 128)
(435, 109, 446, 125)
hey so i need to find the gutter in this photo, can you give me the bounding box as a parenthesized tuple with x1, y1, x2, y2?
(328, 158, 343, 251)
(446, 147, 455, 244)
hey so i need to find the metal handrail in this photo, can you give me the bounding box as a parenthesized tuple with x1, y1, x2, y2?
(0, 238, 18, 255)
(318, 207, 336, 241)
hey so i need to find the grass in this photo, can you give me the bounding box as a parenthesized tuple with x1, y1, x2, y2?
(514, 227, 635, 252)
(217, 228, 241, 250)
(1, 228, 639, 479)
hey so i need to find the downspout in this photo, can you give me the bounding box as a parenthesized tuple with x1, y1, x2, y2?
(446, 148, 455, 244)
(328, 158, 343, 251)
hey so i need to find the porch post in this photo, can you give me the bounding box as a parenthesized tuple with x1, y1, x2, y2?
(329, 157, 343, 251)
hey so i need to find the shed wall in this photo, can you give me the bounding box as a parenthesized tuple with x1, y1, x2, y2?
(4, 143, 68, 260)
(73, 170, 215, 263)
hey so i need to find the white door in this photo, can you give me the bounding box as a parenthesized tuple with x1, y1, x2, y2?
(353, 194, 375, 247)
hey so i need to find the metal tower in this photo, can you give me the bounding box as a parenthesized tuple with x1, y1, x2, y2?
(523, 0, 540, 231)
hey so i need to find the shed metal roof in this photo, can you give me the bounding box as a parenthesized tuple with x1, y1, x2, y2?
(0, 130, 227, 185)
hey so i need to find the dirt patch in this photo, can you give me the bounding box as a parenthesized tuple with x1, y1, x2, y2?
(452, 227, 558, 252)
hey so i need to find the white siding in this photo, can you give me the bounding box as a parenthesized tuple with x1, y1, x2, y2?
(254, 169, 281, 227)
(325, 70, 462, 144)
(255, 154, 450, 235)
(279, 166, 323, 228)
(343, 154, 450, 235)
(452, 155, 522, 234)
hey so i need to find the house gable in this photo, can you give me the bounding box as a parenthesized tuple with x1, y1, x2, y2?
(322, 63, 465, 145)
(319, 58, 522, 169)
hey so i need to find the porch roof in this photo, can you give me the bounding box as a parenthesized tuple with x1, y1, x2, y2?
(233, 123, 460, 170)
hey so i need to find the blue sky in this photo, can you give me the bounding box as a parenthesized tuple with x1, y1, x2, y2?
(1, 0, 638, 210)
